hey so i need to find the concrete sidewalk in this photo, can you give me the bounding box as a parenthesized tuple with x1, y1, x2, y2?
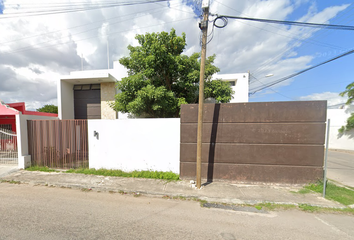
(0, 170, 346, 209)
(0, 165, 19, 178)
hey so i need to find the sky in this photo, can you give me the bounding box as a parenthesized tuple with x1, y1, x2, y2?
(0, 0, 353, 110)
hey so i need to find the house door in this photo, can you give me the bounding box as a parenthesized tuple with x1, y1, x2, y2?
(74, 84, 101, 119)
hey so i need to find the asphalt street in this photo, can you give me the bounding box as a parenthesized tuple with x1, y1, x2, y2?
(327, 150, 354, 188)
(0, 184, 354, 240)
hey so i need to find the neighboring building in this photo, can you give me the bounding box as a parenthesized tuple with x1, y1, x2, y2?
(0, 101, 57, 133)
(57, 62, 250, 120)
(327, 104, 354, 151)
(212, 73, 250, 103)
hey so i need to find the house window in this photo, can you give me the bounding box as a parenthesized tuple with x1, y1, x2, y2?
(73, 84, 101, 91)
(229, 81, 236, 86)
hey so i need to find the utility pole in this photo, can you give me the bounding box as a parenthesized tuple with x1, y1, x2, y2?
(196, 0, 209, 189)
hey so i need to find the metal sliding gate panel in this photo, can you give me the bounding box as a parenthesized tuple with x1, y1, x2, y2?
(27, 120, 88, 169)
(180, 101, 327, 184)
(0, 128, 18, 165)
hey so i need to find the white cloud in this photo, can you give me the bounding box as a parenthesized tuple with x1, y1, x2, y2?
(0, 0, 350, 110)
(299, 92, 348, 106)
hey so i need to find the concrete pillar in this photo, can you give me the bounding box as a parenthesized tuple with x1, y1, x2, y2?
(100, 82, 117, 119)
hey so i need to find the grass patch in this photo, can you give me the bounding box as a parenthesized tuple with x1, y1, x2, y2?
(66, 168, 179, 181)
(160, 195, 354, 215)
(296, 188, 311, 194)
(254, 202, 297, 211)
(304, 181, 354, 206)
(1, 179, 21, 184)
(26, 166, 59, 172)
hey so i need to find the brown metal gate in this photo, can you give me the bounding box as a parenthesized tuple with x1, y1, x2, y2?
(27, 120, 88, 168)
(180, 101, 327, 184)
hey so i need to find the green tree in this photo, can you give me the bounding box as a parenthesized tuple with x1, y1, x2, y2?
(37, 104, 58, 114)
(338, 82, 354, 133)
(111, 29, 234, 118)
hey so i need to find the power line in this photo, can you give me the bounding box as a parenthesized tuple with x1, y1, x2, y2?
(249, 74, 295, 100)
(249, 48, 354, 95)
(1, 2, 195, 54)
(0, 0, 170, 19)
(4, 17, 196, 55)
(213, 15, 354, 31)
(212, 0, 351, 81)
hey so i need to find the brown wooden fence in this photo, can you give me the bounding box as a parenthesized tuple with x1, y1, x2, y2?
(27, 120, 88, 168)
(180, 101, 327, 184)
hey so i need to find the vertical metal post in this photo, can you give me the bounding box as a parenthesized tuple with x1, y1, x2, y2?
(323, 119, 330, 198)
(196, 1, 209, 189)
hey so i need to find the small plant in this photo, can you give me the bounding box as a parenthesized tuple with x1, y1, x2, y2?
(81, 188, 92, 192)
(133, 192, 141, 197)
(172, 195, 187, 201)
(254, 205, 262, 210)
(298, 204, 321, 212)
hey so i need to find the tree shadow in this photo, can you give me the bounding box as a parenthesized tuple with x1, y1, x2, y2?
(337, 106, 354, 140)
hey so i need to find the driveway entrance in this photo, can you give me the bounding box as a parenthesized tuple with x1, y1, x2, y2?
(327, 150, 354, 188)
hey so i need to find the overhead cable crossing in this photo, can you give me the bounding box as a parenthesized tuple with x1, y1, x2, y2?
(212, 15, 354, 31)
(249, 49, 354, 95)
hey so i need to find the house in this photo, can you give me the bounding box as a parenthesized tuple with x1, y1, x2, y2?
(0, 102, 57, 133)
(212, 73, 250, 103)
(57, 62, 250, 120)
(57, 61, 128, 120)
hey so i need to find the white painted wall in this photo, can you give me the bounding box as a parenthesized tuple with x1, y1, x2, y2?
(213, 73, 249, 103)
(88, 118, 180, 173)
(16, 114, 58, 169)
(327, 106, 354, 151)
(58, 80, 74, 119)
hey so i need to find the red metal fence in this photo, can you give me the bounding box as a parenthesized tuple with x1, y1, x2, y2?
(27, 120, 88, 168)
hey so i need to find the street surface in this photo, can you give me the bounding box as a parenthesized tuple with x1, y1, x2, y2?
(327, 150, 354, 187)
(0, 184, 353, 240)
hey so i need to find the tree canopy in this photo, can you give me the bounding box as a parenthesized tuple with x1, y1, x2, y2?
(111, 29, 233, 118)
(339, 82, 354, 133)
(37, 104, 58, 114)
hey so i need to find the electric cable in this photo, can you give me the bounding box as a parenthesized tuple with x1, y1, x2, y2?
(0, 0, 171, 19)
(213, 15, 354, 31)
(249, 48, 354, 95)
(1, 2, 195, 54)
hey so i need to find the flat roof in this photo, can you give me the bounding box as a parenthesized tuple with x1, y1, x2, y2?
(60, 70, 118, 84)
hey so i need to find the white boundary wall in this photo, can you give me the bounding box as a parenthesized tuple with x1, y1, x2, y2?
(88, 118, 180, 173)
(16, 113, 58, 169)
(327, 106, 354, 151)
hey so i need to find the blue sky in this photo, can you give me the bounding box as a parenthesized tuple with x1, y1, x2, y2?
(246, 0, 354, 105)
(0, 0, 4, 14)
(0, 0, 353, 109)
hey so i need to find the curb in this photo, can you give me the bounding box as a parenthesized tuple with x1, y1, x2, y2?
(4, 179, 347, 210)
